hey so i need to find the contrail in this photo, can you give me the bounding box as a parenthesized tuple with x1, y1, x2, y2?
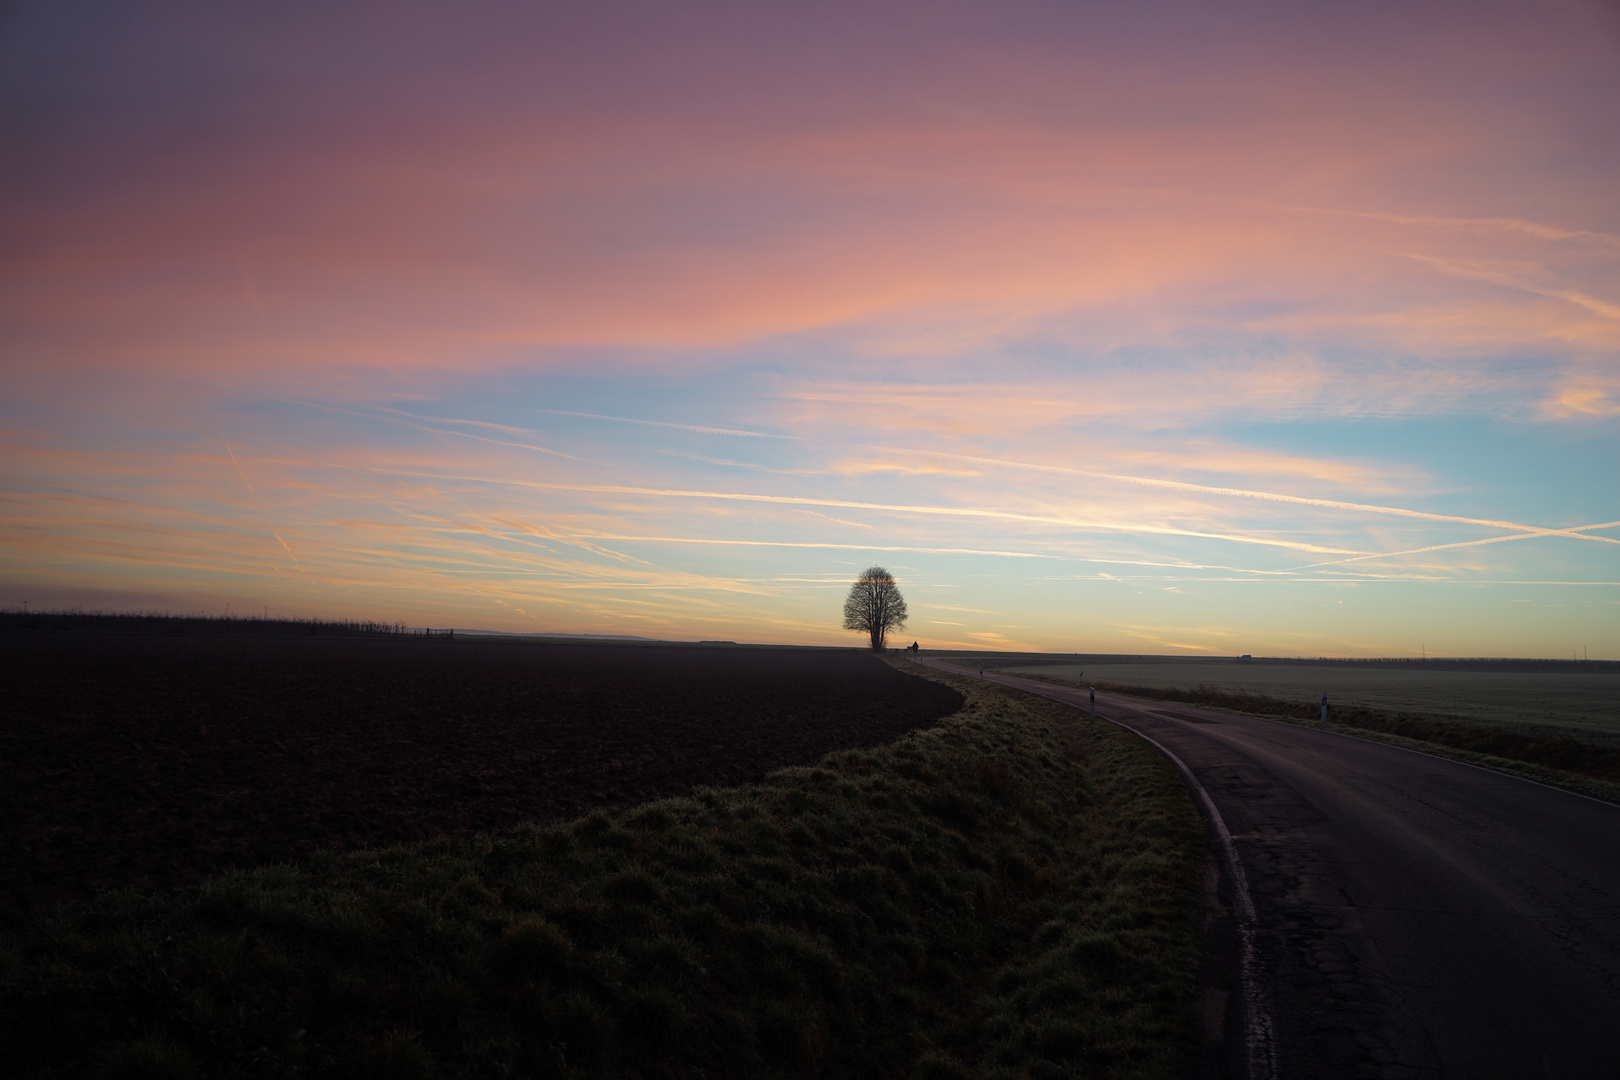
(1282, 204, 1620, 249)
(221, 437, 255, 495)
(379, 415, 591, 461)
(568, 535, 1051, 558)
(1296, 522, 1620, 567)
(291, 401, 1607, 548)
(203, 444, 308, 571)
(876, 446, 1620, 546)
(369, 406, 614, 451)
(1398, 253, 1620, 321)
(491, 517, 657, 567)
(287, 400, 589, 461)
(538, 410, 796, 440)
(368, 468, 1367, 555)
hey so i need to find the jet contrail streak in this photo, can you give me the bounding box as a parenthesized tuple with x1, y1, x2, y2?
(286, 400, 589, 460)
(538, 410, 796, 439)
(364, 468, 1366, 555)
(272, 532, 300, 562)
(878, 446, 1620, 546)
(1398, 253, 1620, 321)
(1282, 205, 1620, 249)
(1296, 522, 1620, 567)
(569, 535, 1050, 558)
(222, 437, 255, 495)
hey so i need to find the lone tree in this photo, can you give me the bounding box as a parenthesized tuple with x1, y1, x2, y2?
(842, 565, 908, 651)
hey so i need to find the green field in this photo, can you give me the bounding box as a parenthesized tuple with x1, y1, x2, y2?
(1002, 662, 1620, 741)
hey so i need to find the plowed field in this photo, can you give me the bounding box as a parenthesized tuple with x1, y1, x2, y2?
(1, 633, 961, 921)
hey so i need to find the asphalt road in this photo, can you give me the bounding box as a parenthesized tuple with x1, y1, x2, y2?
(920, 659, 1620, 1080)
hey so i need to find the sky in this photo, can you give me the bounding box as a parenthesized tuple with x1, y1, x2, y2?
(2, 0, 1617, 657)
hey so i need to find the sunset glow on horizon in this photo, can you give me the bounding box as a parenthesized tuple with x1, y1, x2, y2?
(3, 0, 1617, 656)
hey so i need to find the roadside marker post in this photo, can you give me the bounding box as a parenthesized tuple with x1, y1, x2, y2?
(1321, 692, 1328, 724)
(1089, 687, 1095, 722)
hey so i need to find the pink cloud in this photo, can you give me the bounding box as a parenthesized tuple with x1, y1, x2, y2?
(4, 0, 1614, 387)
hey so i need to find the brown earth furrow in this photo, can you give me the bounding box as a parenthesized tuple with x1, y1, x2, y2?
(1, 633, 961, 922)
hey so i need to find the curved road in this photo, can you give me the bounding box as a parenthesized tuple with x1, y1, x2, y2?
(920, 660, 1620, 1080)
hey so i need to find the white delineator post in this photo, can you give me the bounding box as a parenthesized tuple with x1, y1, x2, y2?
(1321, 692, 1328, 724)
(1089, 687, 1096, 722)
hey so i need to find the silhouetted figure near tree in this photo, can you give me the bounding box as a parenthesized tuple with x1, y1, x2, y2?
(842, 566, 908, 652)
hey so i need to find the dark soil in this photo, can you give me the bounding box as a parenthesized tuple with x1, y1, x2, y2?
(0, 632, 961, 923)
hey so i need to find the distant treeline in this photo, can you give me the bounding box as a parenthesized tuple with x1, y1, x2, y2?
(1239, 656, 1618, 674)
(0, 609, 425, 638)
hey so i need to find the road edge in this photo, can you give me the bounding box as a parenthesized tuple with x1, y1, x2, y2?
(1094, 707, 1276, 1080)
(918, 659, 1276, 1080)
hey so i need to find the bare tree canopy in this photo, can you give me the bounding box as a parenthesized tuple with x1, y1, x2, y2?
(842, 566, 908, 651)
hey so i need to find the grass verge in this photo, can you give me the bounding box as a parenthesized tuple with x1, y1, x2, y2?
(1008, 672, 1620, 806)
(0, 662, 1205, 1079)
